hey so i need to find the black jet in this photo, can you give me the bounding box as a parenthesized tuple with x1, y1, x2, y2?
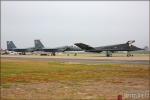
(6, 41, 41, 55)
(74, 40, 143, 57)
(34, 40, 81, 56)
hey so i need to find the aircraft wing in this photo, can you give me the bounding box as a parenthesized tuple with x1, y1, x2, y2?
(42, 48, 58, 52)
(13, 48, 28, 52)
(42, 47, 68, 52)
(64, 46, 82, 51)
(95, 44, 143, 51)
(13, 48, 35, 52)
(42, 45, 82, 52)
(74, 43, 95, 50)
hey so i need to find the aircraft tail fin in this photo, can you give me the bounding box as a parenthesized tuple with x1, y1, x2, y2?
(7, 41, 17, 50)
(34, 39, 44, 49)
(126, 40, 135, 46)
(74, 43, 95, 50)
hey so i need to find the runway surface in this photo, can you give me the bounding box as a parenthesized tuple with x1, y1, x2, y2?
(1, 55, 149, 65)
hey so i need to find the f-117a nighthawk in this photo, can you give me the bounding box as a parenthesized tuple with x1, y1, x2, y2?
(74, 40, 143, 57)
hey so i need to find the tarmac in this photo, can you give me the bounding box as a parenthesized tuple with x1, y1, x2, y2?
(1, 55, 149, 65)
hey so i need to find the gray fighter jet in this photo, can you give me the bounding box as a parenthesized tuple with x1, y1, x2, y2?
(34, 40, 81, 56)
(6, 41, 40, 55)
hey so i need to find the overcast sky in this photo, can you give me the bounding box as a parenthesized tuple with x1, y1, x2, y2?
(1, 1, 149, 49)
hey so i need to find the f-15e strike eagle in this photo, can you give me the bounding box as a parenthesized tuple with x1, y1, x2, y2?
(34, 40, 69, 56)
(6, 41, 37, 55)
(34, 40, 81, 56)
(74, 40, 143, 57)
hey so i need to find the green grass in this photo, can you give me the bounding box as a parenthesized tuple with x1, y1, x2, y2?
(1, 60, 149, 85)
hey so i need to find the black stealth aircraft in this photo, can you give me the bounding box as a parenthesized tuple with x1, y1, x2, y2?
(74, 40, 143, 57)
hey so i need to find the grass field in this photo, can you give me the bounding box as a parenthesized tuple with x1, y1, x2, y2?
(1, 59, 149, 100)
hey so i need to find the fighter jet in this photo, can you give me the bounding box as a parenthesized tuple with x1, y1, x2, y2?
(6, 41, 40, 55)
(74, 40, 143, 57)
(34, 40, 81, 56)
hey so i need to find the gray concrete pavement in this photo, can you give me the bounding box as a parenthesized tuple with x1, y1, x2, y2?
(1, 55, 149, 65)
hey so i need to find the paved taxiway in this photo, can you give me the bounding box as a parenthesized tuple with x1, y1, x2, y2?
(1, 55, 149, 65)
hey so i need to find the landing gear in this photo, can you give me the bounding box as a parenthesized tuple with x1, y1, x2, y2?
(74, 53, 77, 56)
(106, 51, 112, 57)
(19, 52, 26, 55)
(127, 51, 133, 57)
(51, 52, 56, 56)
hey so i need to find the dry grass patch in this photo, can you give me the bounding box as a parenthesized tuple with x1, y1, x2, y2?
(1, 59, 149, 100)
